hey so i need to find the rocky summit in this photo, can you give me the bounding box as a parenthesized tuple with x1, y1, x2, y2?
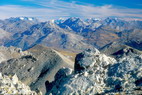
(46, 48, 142, 95)
(0, 45, 142, 95)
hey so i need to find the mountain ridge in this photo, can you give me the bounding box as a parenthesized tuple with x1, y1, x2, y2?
(0, 17, 142, 52)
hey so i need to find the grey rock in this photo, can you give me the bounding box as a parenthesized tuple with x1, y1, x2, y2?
(54, 67, 73, 80)
(46, 48, 116, 95)
(0, 45, 74, 94)
(107, 52, 142, 92)
(0, 46, 30, 63)
(46, 48, 142, 95)
(0, 73, 38, 95)
(75, 48, 100, 72)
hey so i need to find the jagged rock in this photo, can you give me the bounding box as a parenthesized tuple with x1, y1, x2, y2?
(46, 48, 142, 95)
(75, 48, 116, 73)
(106, 51, 142, 93)
(75, 48, 99, 72)
(46, 48, 116, 95)
(0, 73, 38, 95)
(11, 74, 19, 85)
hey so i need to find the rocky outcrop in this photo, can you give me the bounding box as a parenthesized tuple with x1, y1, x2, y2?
(46, 48, 142, 95)
(105, 47, 142, 94)
(0, 73, 39, 95)
(0, 46, 30, 63)
(0, 46, 142, 95)
(106, 55, 142, 93)
(46, 48, 116, 95)
(0, 45, 74, 94)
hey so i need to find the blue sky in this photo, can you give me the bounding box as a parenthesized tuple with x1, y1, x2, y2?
(0, 0, 142, 20)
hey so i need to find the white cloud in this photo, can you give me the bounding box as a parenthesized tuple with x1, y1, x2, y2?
(0, 0, 142, 20)
(0, 5, 70, 21)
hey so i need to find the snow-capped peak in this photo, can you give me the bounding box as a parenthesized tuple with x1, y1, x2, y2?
(16, 17, 37, 21)
(19, 17, 24, 20)
(51, 19, 55, 23)
(53, 18, 66, 24)
(28, 17, 33, 21)
(58, 18, 65, 20)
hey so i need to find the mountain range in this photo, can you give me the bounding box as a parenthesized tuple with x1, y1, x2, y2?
(0, 17, 142, 51)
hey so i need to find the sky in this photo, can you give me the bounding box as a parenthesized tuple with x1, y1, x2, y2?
(0, 0, 142, 21)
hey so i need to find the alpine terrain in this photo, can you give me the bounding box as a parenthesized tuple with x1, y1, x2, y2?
(0, 17, 142, 95)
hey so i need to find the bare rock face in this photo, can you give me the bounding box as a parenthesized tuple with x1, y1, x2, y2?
(0, 73, 38, 95)
(46, 48, 142, 95)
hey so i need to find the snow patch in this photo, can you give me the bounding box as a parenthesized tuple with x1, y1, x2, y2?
(20, 17, 24, 20)
(28, 18, 33, 21)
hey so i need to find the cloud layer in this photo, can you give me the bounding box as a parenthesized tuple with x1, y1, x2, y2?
(0, 0, 142, 20)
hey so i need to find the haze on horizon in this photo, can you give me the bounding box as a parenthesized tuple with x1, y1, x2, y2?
(0, 0, 142, 21)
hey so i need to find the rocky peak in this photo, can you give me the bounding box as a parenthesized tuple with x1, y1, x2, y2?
(62, 17, 88, 28)
(64, 17, 79, 22)
(46, 48, 142, 95)
(106, 50, 142, 94)
(75, 48, 115, 73)
(85, 18, 101, 24)
(46, 48, 116, 95)
(104, 17, 121, 24)
(54, 18, 66, 24)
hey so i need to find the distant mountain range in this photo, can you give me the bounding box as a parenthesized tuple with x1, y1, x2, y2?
(0, 17, 142, 51)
